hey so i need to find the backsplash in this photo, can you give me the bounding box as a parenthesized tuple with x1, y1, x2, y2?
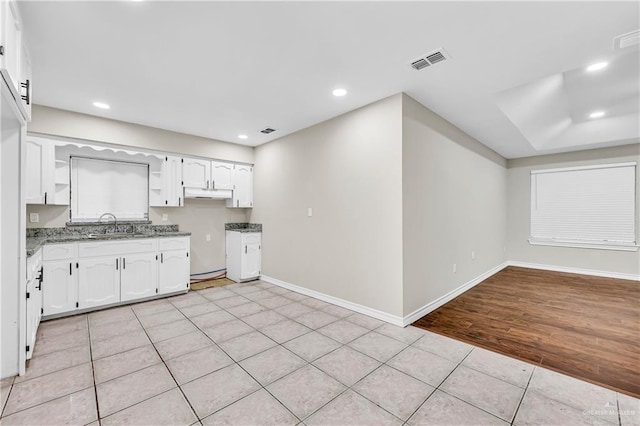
(225, 222, 262, 231)
(27, 224, 179, 238)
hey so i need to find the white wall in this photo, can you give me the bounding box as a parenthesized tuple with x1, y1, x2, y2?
(402, 94, 508, 316)
(507, 144, 640, 276)
(29, 105, 254, 163)
(249, 94, 405, 317)
(26, 105, 254, 274)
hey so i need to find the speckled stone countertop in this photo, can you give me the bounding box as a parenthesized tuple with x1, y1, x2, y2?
(225, 223, 262, 233)
(26, 224, 190, 257)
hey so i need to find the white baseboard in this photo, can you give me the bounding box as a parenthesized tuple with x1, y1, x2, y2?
(507, 261, 640, 281)
(262, 260, 638, 328)
(401, 261, 510, 326)
(260, 275, 405, 326)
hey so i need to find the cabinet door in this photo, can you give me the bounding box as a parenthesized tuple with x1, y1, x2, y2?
(158, 250, 189, 294)
(43, 260, 78, 316)
(78, 257, 120, 309)
(228, 165, 253, 208)
(163, 156, 183, 206)
(25, 138, 47, 204)
(182, 158, 210, 189)
(0, 0, 22, 98)
(241, 243, 261, 279)
(25, 276, 41, 360)
(211, 161, 234, 190)
(120, 253, 157, 302)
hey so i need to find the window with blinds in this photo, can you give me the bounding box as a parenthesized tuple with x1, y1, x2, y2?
(70, 157, 149, 222)
(530, 162, 637, 251)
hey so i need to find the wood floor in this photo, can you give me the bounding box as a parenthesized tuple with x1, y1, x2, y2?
(412, 266, 640, 398)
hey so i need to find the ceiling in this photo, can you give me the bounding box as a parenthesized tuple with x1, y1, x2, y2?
(19, 1, 640, 159)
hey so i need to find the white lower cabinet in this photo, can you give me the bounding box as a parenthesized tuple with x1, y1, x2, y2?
(42, 243, 78, 316)
(159, 250, 189, 294)
(41, 236, 190, 318)
(25, 250, 42, 360)
(78, 257, 120, 309)
(226, 231, 261, 282)
(121, 252, 158, 301)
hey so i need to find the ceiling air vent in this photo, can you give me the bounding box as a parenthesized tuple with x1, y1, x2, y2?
(411, 58, 430, 70)
(614, 29, 640, 50)
(409, 48, 450, 71)
(260, 128, 276, 134)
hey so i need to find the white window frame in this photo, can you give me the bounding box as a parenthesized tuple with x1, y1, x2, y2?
(529, 162, 638, 252)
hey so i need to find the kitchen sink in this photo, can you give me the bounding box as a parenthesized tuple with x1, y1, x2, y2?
(85, 232, 147, 239)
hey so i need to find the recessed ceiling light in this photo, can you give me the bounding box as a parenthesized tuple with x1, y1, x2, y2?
(92, 101, 110, 109)
(238, 134, 248, 140)
(586, 62, 608, 72)
(589, 111, 605, 119)
(332, 88, 347, 97)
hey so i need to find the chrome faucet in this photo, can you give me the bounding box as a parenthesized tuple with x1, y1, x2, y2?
(99, 212, 118, 234)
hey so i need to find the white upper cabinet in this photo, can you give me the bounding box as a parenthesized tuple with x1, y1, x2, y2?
(183, 158, 211, 189)
(0, 0, 31, 120)
(25, 138, 50, 204)
(227, 164, 253, 208)
(0, 0, 22, 99)
(151, 155, 183, 207)
(211, 161, 234, 190)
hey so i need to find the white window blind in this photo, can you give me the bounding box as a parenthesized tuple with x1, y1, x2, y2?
(71, 157, 149, 222)
(530, 162, 637, 250)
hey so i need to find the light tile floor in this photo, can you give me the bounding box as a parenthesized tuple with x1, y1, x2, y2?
(1, 279, 638, 425)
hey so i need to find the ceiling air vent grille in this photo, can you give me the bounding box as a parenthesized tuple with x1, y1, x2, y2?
(411, 58, 430, 70)
(409, 48, 450, 71)
(260, 128, 276, 134)
(614, 29, 640, 50)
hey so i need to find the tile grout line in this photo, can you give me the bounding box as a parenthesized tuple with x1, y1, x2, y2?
(220, 283, 413, 424)
(174, 291, 305, 423)
(508, 365, 536, 425)
(128, 301, 202, 424)
(85, 314, 101, 425)
(0, 315, 96, 420)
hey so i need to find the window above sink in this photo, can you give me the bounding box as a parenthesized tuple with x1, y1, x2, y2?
(70, 156, 149, 223)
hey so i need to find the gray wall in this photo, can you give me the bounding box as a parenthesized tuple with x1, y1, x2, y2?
(26, 105, 253, 274)
(506, 144, 640, 276)
(402, 94, 508, 316)
(249, 94, 405, 317)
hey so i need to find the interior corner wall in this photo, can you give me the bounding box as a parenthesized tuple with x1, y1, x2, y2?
(249, 94, 405, 317)
(401, 94, 508, 317)
(506, 144, 640, 275)
(25, 105, 254, 274)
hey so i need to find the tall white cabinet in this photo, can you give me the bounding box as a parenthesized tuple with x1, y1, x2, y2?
(1, 0, 30, 379)
(226, 231, 261, 282)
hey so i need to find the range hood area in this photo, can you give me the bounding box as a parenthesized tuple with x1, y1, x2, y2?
(183, 187, 232, 199)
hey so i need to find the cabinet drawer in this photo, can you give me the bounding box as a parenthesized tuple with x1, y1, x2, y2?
(43, 243, 77, 261)
(78, 239, 158, 258)
(158, 237, 189, 252)
(241, 233, 261, 244)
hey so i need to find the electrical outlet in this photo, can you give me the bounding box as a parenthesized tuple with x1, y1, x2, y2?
(307, 207, 313, 217)
(453, 263, 457, 273)
(29, 213, 39, 223)
(162, 214, 168, 221)
(206, 234, 211, 242)
(471, 251, 475, 260)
